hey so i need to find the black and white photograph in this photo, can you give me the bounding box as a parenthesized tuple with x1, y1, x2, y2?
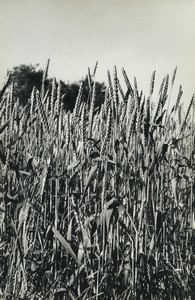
(0, 0, 195, 299)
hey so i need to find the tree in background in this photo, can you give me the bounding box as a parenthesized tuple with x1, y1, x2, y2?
(61, 78, 105, 112)
(82, 76, 106, 109)
(9, 64, 44, 105)
(9, 64, 105, 110)
(60, 81, 80, 112)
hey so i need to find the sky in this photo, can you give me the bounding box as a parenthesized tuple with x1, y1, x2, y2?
(0, 0, 195, 105)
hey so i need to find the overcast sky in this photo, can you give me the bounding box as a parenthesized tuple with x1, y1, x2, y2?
(0, 0, 195, 104)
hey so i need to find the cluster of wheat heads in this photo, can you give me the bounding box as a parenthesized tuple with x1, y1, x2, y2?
(0, 61, 195, 300)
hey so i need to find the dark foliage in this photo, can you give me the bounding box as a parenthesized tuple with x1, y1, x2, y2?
(9, 64, 105, 111)
(9, 64, 44, 105)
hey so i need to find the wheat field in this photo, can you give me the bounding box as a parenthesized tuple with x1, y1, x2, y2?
(0, 61, 195, 299)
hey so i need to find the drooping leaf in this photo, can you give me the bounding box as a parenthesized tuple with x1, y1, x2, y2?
(67, 217, 73, 242)
(0, 193, 5, 227)
(52, 226, 80, 263)
(83, 164, 98, 198)
(67, 160, 80, 171)
(78, 241, 84, 263)
(0, 120, 9, 134)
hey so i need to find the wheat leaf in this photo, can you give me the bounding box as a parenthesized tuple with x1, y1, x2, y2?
(83, 164, 98, 198)
(52, 226, 80, 264)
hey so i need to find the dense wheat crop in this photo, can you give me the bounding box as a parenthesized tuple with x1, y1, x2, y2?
(0, 61, 195, 299)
